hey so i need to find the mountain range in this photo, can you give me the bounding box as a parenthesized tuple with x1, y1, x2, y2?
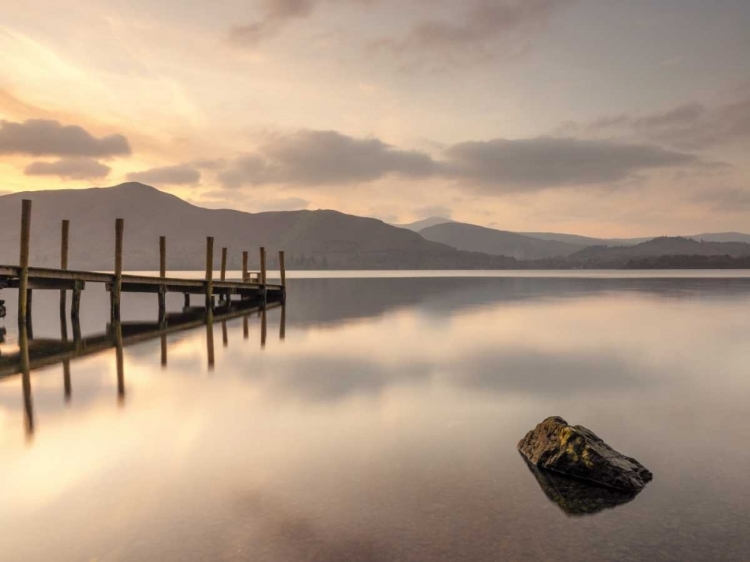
(0, 183, 748, 271)
(402, 216, 750, 254)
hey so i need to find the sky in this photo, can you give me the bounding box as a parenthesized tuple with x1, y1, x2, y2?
(0, 0, 749, 236)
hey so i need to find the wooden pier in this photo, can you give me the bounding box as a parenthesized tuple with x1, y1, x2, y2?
(0, 200, 287, 324)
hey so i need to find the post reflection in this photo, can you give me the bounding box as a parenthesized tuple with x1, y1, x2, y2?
(0, 300, 282, 439)
(19, 321, 34, 440)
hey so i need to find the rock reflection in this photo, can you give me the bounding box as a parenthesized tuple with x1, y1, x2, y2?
(523, 458, 640, 516)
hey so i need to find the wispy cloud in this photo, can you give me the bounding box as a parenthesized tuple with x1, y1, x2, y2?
(369, 0, 578, 69)
(229, 0, 375, 47)
(571, 91, 750, 150)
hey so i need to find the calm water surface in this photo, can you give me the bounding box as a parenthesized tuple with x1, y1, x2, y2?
(1, 272, 749, 561)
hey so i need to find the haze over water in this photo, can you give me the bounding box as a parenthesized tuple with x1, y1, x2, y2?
(1, 272, 749, 561)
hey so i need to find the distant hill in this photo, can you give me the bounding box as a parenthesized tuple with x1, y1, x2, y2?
(561, 237, 750, 267)
(517, 231, 750, 247)
(520, 232, 652, 247)
(1, 184, 748, 271)
(393, 216, 454, 232)
(689, 232, 750, 244)
(0, 183, 517, 271)
(420, 222, 584, 260)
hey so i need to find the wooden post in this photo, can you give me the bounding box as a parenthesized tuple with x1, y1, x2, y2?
(112, 218, 124, 321)
(26, 289, 33, 334)
(221, 247, 227, 281)
(159, 236, 166, 278)
(72, 311, 82, 346)
(18, 200, 31, 325)
(183, 293, 190, 308)
(222, 321, 228, 347)
(243, 315, 249, 340)
(242, 251, 248, 281)
(71, 280, 83, 320)
(260, 247, 267, 285)
(158, 236, 166, 319)
(280, 303, 286, 341)
(60, 219, 69, 315)
(279, 250, 286, 288)
(205, 237, 214, 309)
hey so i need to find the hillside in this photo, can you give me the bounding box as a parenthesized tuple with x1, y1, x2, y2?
(0, 183, 517, 271)
(393, 216, 454, 232)
(566, 236, 750, 267)
(420, 222, 584, 260)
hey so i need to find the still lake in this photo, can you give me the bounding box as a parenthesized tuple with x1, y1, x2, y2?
(1, 271, 749, 561)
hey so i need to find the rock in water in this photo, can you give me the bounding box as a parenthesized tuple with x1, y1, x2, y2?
(518, 416, 652, 492)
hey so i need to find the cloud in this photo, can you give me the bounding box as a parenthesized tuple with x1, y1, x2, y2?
(580, 92, 750, 150)
(370, 0, 577, 68)
(229, 0, 374, 46)
(214, 130, 702, 193)
(126, 163, 201, 185)
(23, 158, 111, 180)
(442, 136, 697, 191)
(217, 130, 436, 187)
(0, 119, 131, 157)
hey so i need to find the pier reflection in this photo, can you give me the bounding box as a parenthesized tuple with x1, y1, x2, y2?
(2, 299, 285, 439)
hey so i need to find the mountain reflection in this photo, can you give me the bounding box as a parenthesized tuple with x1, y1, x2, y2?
(284, 276, 750, 328)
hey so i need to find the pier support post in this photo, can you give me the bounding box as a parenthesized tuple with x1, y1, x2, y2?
(280, 303, 286, 341)
(158, 236, 166, 321)
(260, 247, 267, 285)
(60, 219, 69, 315)
(242, 251, 248, 281)
(260, 246, 267, 305)
(26, 289, 33, 335)
(18, 200, 31, 325)
(111, 218, 124, 321)
(183, 293, 190, 309)
(71, 280, 83, 320)
(205, 237, 214, 310)
(279, 250, 286, 302)
(220, 247, 228, 303)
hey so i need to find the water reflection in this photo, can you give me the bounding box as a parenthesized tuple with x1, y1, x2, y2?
(1, 275, 750, 562)
(2, 299, 285, 439)
(522, 458, 639, 516)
